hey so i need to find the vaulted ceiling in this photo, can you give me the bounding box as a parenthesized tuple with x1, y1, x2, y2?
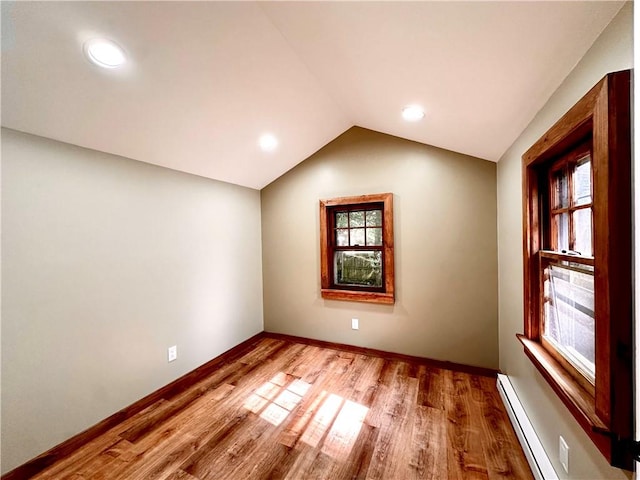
(1, 1, 624, 189)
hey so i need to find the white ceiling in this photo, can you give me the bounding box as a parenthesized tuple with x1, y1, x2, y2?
(1, 1, 624, 189)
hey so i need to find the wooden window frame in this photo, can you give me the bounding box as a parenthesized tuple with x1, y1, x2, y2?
(546, 139, 594, 255)
(320, 193, 394, 304)
(520, 70, 633, 469)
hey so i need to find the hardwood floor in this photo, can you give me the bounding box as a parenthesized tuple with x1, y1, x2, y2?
(27, 337, 533, 480)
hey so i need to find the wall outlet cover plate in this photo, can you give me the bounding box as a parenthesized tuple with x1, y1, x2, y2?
(168, 345, 177, 362)
(559, 435, 569, 474)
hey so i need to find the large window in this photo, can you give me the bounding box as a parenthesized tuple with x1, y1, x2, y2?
(541, 142, 596, 395)
(521, 70, 632, 469)
(319, 193, 394, 304)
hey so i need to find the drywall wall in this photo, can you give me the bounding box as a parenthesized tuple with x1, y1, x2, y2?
(262, 127, 498, 369)
(1, 128, 264, 473)
(497, 3, 633, 479)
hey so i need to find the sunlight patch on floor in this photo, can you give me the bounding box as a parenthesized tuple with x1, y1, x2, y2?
(301, 393, 343, 448)
(244, 373, 311, 426)
(321, 399, 369, 461)
(243, 371, 369, 459)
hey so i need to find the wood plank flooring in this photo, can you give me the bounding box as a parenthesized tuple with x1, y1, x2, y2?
(28, 337, 533, 479)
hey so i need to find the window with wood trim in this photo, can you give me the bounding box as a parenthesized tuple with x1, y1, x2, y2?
(520, 70, 632, 469)
(541, 140, 596, 395)
(320, 193, 394, 304)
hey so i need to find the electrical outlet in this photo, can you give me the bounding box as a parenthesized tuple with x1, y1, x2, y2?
(168, 345, 177, 362)
(351, 318, 359, 330)
(559, 435, 569, 474)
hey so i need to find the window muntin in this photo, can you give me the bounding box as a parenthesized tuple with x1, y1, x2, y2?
(521, 70, 632, 469)
(540, 142, 595, 387)
(334, 209, 383, 247)
(331, 206, 383, 289)
(319, 193, 394, 304)
(547, 143, 593, 257)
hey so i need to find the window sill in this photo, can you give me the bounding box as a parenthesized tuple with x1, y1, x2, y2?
(321, 289, 394, 304)
(516, 334, 613, 459)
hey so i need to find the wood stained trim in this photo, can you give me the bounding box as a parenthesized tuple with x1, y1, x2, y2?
(520, 69, 633, 469)
(517, 335, 608, 431)
(319, 193, 395, 304)
(319, 289, 394, 304)
(263, 332, 499, 378)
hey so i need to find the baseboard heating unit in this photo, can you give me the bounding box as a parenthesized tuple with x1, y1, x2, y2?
(497, 373, 558, 480)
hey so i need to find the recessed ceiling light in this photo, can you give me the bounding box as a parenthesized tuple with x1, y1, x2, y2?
(259, 134, 278, 152)
(402, 105, 425, 122)
(84, 39, 126, 68)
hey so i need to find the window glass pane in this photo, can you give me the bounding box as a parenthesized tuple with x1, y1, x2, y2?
(350, 228, 365, 246)
(366, 227, 382, 246)
(573, 208, 592, 256)
(554, 213, 569, 252)
(335, 212, 348, 228)
(574, 156, 592, 207)
(336, 229, 349, 246)
(365, 210, 382, 227)
(553, 170, 568, 209)
(334, 251, 382, 287)
(543, 263, 595, 381)
(349, 211, 365, 227)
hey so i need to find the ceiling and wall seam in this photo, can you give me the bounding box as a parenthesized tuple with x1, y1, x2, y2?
(1, 1, 626, 188)
(257, 2, 353, 129)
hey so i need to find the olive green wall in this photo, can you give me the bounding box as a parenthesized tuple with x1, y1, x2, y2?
(497, 4, 633, 479)
(261, 127, 498, 369)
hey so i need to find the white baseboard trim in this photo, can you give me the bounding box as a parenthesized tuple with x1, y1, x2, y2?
(497, 373, 558, 480)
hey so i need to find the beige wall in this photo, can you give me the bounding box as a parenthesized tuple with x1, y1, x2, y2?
(262, 127, 498, 369)
(497, 3, 633, 479)
(1, 128, 264, 473)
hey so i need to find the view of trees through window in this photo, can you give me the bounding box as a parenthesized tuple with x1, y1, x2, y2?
(333, 209, 383, 288)
(320, 193, 394, 304)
